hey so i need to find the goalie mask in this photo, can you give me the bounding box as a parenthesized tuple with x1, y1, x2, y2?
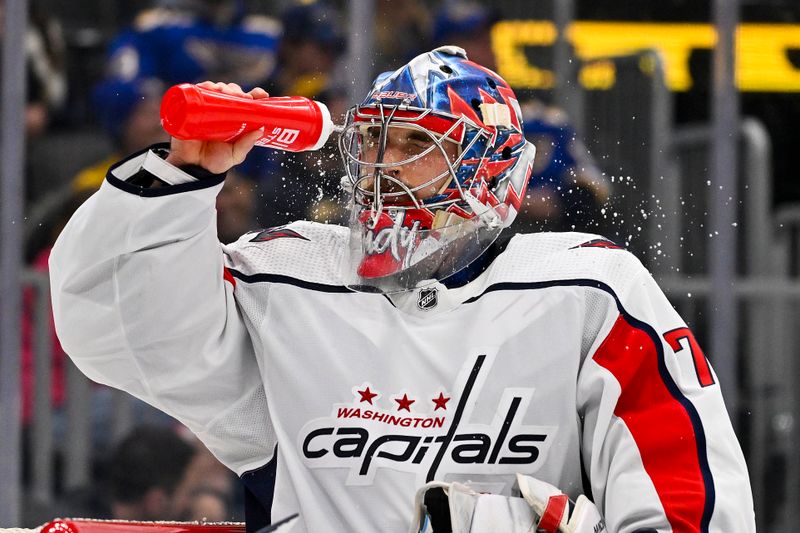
(339, 46, 535, 293)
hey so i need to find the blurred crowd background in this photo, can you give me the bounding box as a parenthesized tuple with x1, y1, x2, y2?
(3, 0, 800, 530)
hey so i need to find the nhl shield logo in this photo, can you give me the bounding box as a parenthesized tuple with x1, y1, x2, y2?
(417, 288, 438, 310)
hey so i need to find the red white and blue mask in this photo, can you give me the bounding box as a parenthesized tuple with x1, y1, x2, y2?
(339, 46, 535, 292)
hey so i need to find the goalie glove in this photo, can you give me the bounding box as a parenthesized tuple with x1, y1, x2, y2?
(408, 475, 605, 533)
(515, 474, 606, 533)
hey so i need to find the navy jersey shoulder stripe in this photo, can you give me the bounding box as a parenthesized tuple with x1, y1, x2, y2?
(228, 269, 353, 294)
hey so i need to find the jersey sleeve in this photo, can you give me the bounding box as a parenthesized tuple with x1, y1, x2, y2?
(577, 266, 755, 532)
(49, 148, 276, 474)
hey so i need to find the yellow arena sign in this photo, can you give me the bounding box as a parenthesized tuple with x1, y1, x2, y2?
(492, 21, 800, 92)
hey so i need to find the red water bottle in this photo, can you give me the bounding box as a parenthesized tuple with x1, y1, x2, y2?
(160, 83, 335, 152)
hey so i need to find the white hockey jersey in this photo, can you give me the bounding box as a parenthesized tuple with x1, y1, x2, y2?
(50, 149, 755, 533)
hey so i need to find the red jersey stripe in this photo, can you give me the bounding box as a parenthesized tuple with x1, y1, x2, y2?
(223, 267, 236, 288)
(593, 314, 706, 533)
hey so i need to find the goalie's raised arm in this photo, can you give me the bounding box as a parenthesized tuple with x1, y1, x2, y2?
(48, 96, 276, 475)
(163, 81, 269, 175)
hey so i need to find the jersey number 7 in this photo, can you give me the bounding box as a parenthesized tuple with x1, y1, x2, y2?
(663, 327, 715, 387)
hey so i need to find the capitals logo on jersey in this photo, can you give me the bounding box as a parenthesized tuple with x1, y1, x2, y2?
(298, 351, 558, 486)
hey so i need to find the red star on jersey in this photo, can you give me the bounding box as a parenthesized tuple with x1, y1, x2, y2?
(394, 394, 415, 412)
(357, 387, 378, 405)
(432, 392, 450, 411)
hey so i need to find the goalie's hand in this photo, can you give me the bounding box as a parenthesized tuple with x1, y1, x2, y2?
(165, 81, 268, 175)
(516, 474, 606, 533)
